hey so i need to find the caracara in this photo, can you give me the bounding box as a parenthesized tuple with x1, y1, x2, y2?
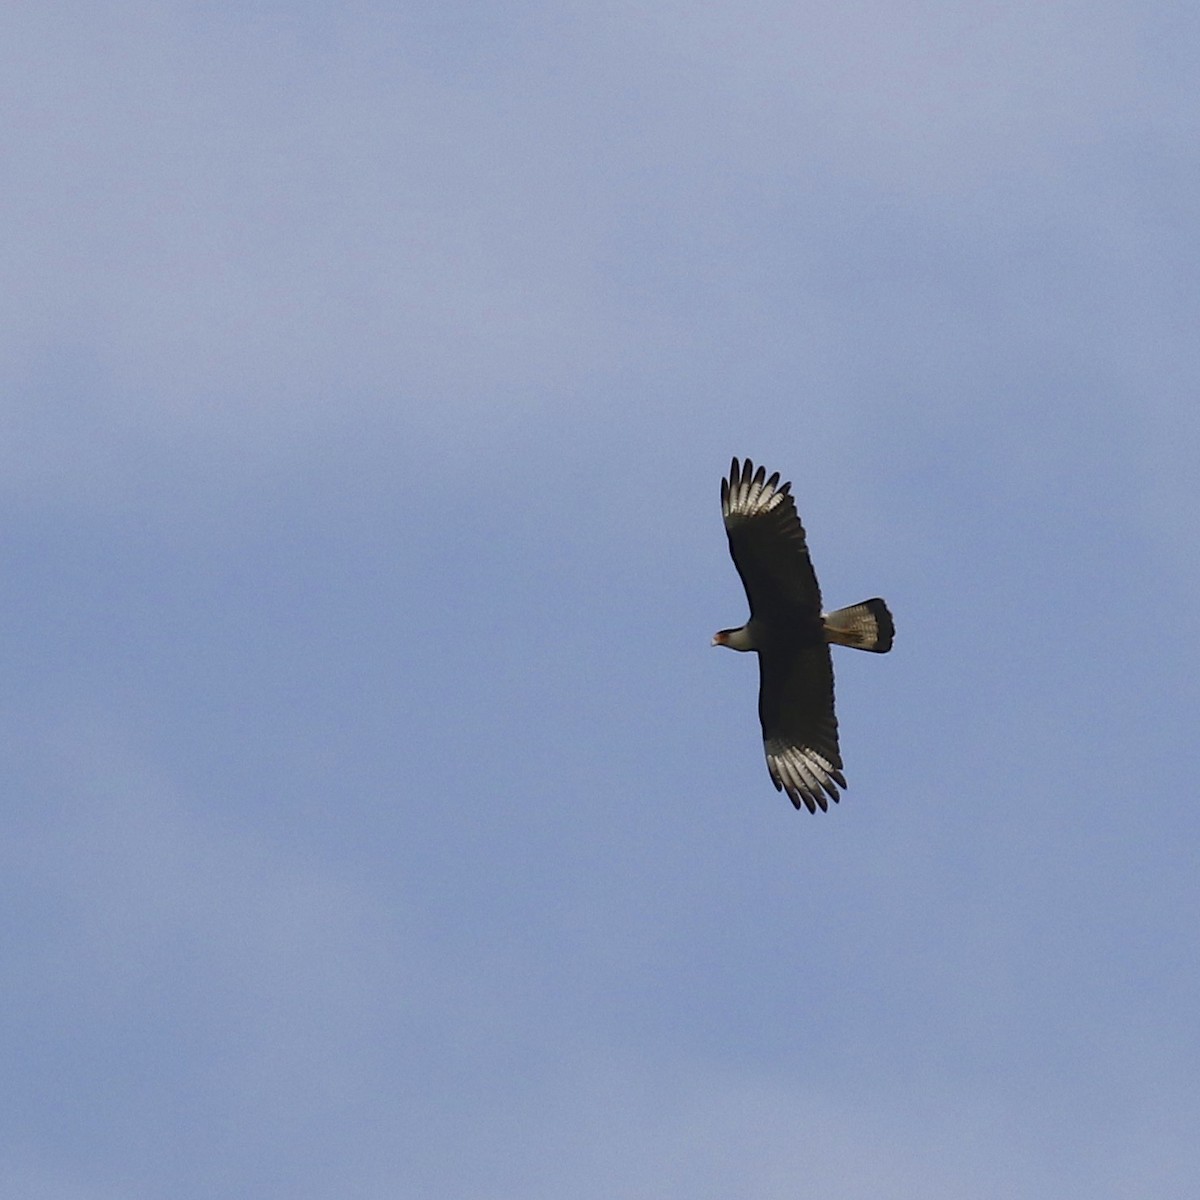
(713, 457, 894, 812)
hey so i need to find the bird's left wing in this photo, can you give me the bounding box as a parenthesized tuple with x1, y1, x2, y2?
(721, 457, 823, 621)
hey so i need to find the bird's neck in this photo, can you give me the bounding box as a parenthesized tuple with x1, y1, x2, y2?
(724, 623, 758, 651)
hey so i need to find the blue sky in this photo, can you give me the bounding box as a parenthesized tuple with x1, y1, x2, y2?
(3, 2, 1199, 1196)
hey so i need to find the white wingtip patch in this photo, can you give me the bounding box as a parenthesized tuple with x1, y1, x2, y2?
(764, 738, 844, 812)
(723, 460, 787, 520)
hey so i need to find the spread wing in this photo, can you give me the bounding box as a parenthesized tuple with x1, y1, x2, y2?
(721, 457, 823, 622)
(759, 644, 845, 813)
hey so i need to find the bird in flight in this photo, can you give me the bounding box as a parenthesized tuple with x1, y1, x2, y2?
(713, 457, 894, 812)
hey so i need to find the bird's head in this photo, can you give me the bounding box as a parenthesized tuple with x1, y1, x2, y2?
(712, 625, 755, 651)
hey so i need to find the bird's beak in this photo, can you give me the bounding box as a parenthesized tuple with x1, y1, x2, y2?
(711, 632, 725, 647)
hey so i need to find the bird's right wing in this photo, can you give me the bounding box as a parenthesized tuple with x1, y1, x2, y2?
(758, 643, 845, 813)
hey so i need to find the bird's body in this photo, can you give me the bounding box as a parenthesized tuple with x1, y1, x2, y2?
(714, 457, 893, 813)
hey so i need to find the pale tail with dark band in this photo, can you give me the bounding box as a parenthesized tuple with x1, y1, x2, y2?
(822, 598, 895, 653)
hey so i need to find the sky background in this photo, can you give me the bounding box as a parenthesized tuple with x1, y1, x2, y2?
(3, 2, 1199, 1197)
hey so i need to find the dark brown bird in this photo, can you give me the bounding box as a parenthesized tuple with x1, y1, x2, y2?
(713, 457, 894, 812)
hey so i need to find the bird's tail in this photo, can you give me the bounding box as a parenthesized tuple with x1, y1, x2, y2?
(823, 598, 894, 653)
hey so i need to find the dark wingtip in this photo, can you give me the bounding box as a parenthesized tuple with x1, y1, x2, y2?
(783, 783, 830, 814)
(789, 788, 818, 814)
